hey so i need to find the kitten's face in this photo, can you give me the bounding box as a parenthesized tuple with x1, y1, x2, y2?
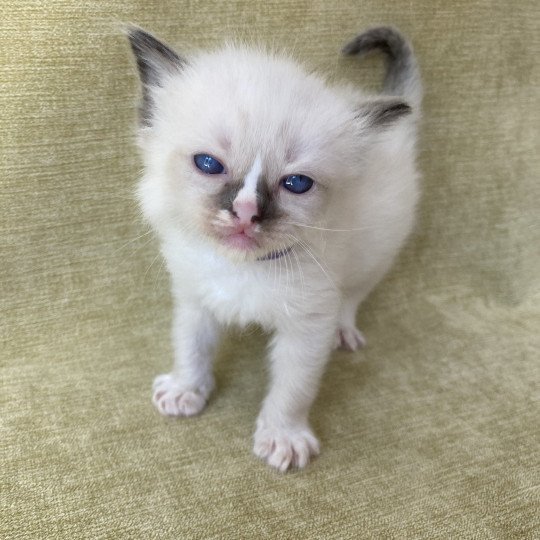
(137, 47, 358, 260)
(129, 30, 409, 260)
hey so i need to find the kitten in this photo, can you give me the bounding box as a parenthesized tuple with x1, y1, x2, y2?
(127, 25, 421, 472)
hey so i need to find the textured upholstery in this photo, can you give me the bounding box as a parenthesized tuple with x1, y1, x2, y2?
(2, 1, 538, 538)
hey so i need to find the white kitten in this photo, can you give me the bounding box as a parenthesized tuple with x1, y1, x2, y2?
(127, 25, 421, 472)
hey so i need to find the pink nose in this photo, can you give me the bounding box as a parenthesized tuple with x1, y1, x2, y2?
(232, 200, 259, 224)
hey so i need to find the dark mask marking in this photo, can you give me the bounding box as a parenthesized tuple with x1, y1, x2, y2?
(256, 176, 280, 222)
(216, 174, 281, 223)
(217, 181, 243, 214)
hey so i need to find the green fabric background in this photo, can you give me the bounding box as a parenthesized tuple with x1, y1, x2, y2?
(1, 1, 539, 538)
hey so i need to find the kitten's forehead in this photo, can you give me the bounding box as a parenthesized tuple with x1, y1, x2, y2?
(172, 46, 353, 169)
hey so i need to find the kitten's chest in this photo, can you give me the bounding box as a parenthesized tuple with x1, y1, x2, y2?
(205, 271, 279, 327)
(164, 242, 295, 327)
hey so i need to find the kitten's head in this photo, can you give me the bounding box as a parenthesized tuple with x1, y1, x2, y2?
(127, 27, 410, 261)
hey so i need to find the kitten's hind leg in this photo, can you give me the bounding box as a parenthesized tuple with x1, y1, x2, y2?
(335, 291, 366, 351)
(153, 303, 220, 417)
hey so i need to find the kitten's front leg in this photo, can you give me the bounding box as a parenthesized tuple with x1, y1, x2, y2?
(254, 317, 336, 472)
(153, 302, 219, 417)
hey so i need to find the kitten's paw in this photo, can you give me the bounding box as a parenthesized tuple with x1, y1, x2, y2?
(253, 425, 320, 472)
(152, 373, 213, 417)
(335, 326, 366, 351)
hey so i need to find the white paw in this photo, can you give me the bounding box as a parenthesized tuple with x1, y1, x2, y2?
(334, 326, 366, 351)
(253, 425, 320, 472)
(152, 373, 213, 417)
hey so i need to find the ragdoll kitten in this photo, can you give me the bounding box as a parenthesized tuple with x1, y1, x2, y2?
(127, 25, 421, 471)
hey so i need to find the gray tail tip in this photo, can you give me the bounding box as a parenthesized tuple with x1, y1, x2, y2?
(341, 25, 407, 57)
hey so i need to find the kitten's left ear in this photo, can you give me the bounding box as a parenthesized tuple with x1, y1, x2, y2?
(355, 97, 411, 129)
(126, 26, 186, 126)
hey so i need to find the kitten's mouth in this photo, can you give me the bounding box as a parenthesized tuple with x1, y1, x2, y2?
(223, 231, 259, 250)
(216, 228, 294, 261)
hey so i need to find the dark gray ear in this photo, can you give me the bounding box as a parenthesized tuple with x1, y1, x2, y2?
(356, 98, 411, 129)
(126, 26, 185, 126)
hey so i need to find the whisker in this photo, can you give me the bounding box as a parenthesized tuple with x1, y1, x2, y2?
(283, 242, 291, 297)
(278, 248, 283, 290)
(118, 236, 157, 262)
(285, 233, 337, 291)
(289, 245, 306, 299)
(153, 256, 167, 293)
(144, 252, 162, 281)
(113, 228, 153, 254)
(284, 222, 374, 233)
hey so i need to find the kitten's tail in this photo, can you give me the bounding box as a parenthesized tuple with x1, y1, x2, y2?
(342, 26, 422, 110)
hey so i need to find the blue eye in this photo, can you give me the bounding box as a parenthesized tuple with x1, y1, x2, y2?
(194, 154, 225, 174)
(281, 174, 314, 194)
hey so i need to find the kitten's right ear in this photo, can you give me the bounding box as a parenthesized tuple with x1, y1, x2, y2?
(126, 26, 185, 126)
(355, 98, 412, 130)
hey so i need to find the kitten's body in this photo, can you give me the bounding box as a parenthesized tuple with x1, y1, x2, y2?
(128, 26, 421, 471)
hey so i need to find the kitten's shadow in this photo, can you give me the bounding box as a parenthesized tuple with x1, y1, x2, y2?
(313, 351, 372, 437)
(213, 325, 268, 403)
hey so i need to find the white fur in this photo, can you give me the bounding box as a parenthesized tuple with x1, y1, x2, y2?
(235, 154, 262, 204)
(135, 40, 421, 471)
